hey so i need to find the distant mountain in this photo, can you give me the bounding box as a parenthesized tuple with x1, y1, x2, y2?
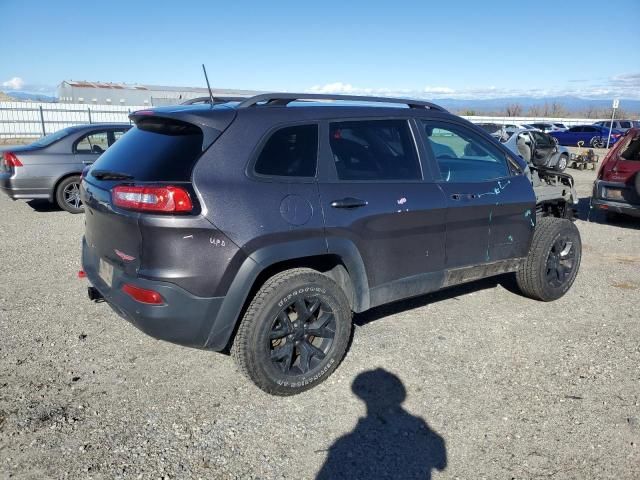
(0, 90, 57, 102)
(427, 96, 640, 115)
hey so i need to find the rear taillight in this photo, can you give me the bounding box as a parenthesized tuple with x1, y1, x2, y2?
(122, 283, 164, 304)
(112, 185, 192, 213)
(2, 152, 23, 167)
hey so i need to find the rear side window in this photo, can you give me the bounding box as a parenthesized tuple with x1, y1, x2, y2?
(620, 136, 640, 161)
(254, 124, 318, 177)
(329, 120, 421, 181)
(75, 131, 109, 154)
(619, 121, 631, 129)
(89, 118, 204, 182)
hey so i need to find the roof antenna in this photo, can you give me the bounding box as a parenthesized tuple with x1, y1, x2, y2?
(202, 64, 214, 107)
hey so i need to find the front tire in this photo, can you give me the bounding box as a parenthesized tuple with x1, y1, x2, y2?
(55, 175, 84, 214)
(232, 268, 352, 396)
(516, 217, 581, 301)
(556, 154, 568, 172)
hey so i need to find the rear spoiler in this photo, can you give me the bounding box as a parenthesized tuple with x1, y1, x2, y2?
(129, 107, 237, 150)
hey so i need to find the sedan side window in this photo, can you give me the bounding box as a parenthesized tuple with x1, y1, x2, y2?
(421, 121, 510, 182)
(75, 131, 109, 154)
(111, 130, 128, 146)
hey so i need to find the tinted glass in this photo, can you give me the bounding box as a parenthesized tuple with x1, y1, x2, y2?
(329, 120, 421, 181)
(421, 120, 510, 182)
(620, 121, 631, 128)
(583, 126, 596, 132)
(254, 124, 318, 177)
(75, 131, 109, 154)
(620, 136, 640, 161)
(89, 118, 204, 182)
(569, 127, 582, 132)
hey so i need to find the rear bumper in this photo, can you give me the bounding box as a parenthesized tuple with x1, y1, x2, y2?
(592, 180, 640, 218)
(81, 237, 227, 350)
(0, 173, 51, 200)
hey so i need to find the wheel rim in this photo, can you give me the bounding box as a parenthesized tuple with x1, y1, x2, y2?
(545, 236, 577, 288)
(268, 296, 336, 376)
(558, 156, 567, 170)
(63, 182, 82, 209)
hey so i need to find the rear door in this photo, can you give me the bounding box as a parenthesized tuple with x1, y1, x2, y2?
(530, 131, 556, 166)
(318, 118, 447, 305)
(419, 119, 535, 268)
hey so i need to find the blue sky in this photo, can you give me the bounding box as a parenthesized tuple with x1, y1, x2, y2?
(1, 0, 639, 99)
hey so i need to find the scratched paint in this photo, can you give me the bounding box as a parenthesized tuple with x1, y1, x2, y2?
(507, 235, 513, 242)
(477, 180, 511, 198)
(524, 209, 535, 227)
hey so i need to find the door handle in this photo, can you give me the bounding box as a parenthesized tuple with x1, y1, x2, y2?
(330, 197, 368, 209)
(451, 193, 477, 201)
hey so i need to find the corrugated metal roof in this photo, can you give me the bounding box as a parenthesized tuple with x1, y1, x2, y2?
(61, 80, 258, 96)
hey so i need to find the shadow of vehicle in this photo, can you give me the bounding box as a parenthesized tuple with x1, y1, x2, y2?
(26, 199, 61, 213)
(578, 196, 639, 230)
(354, 274, 519, 327)
(316, 369, 446, 480)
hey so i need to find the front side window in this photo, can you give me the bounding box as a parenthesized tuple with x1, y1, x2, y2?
(329, 119, 421, 181)
(254, 124, 318, 177)
(421, 120, 510, 182)
(75, 131, 109, 154)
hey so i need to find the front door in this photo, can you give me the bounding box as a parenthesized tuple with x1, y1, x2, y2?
(419, 119, 535, 269)
(318, 119, 447, 307)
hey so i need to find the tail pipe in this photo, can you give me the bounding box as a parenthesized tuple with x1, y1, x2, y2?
(88, 286, 104, 302)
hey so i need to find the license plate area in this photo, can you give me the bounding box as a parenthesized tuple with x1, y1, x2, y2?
(98, 258, 114, 288)
(604, 188, 624, 201)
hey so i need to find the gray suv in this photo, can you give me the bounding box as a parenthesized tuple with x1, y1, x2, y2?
(81, 94, 581, 395)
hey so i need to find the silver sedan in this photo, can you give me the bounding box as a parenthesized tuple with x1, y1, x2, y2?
(0, 123, 130, 213)
(500, 128, 570, 172)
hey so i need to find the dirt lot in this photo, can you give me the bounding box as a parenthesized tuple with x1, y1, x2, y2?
(1, 168, 638, 479)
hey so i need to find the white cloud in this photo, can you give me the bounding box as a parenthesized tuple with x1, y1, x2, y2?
(423, 86, 455, 94)
(2, 77, 25, 90)
(306, 74, 640, 100)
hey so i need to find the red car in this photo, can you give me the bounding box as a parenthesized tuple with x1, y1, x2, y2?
(592, 128, 640, 218)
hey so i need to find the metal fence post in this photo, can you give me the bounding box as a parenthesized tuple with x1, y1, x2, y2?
(39, 106, 46, 136)
(87, 107, 92, 124)
(128, 108, 132, 125)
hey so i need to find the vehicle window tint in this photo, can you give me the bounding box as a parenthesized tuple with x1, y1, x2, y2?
(329, 120, 420, 181)
(620, 121, 631, 129)
(421, 120, 510, 182)
(254, 125, 318, 177)
(620, 136, 640, 161)
(76, 131, 109, 154)
(89, 118, 204, 182)
(583, 126, 596, 132)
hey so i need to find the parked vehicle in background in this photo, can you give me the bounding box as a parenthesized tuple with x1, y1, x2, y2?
(529, 123, 555, 133)
(551, 122, 568, 132)
(592, 128, 640, 218)
(550, 125, 624, 148)
(473, 122, 507, 140)
(593, 120, 640, 133)
(80, 93, 581, 396)
(501, 129, 570, 171)
(0, 124, 131, 213)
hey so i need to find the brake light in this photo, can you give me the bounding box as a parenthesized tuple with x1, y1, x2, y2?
(122, 283, 164, 305)
(112, 185, 192, 213)
(2, 152, 23, 167)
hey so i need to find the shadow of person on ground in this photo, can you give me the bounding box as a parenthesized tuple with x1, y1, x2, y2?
(316, 369, 446, 480)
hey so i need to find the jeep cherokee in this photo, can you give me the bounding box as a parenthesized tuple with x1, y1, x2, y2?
(81, 93, 582, 395)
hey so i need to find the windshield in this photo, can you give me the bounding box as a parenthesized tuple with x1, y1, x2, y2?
(30, 126, 77, 148)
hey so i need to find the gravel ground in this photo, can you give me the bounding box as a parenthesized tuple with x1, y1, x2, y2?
(1, 168, 639, 479)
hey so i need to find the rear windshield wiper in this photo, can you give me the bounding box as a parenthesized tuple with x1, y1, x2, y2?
(91, 170, 134, 180)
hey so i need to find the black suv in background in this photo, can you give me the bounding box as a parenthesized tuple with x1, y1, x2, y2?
(81, 94, 581, 395)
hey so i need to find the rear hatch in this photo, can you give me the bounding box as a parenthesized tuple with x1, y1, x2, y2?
(599, 129, 640, 184)
(82, 106, 236, 280)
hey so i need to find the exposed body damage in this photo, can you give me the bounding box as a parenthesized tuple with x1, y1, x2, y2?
(527, 165, 578, 219)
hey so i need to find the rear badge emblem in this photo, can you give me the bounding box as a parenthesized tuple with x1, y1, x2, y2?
(114, 249, 135, 262)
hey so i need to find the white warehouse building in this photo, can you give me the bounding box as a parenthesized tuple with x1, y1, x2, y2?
(57, 80, 260, 106)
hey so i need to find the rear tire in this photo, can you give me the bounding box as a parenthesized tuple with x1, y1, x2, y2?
(516, 217, 581, 301)
(231, 268, 352, 396)
(55, 175, 84, 214)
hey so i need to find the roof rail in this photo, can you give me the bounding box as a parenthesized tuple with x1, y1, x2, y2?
(236, 93, 447, 112)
